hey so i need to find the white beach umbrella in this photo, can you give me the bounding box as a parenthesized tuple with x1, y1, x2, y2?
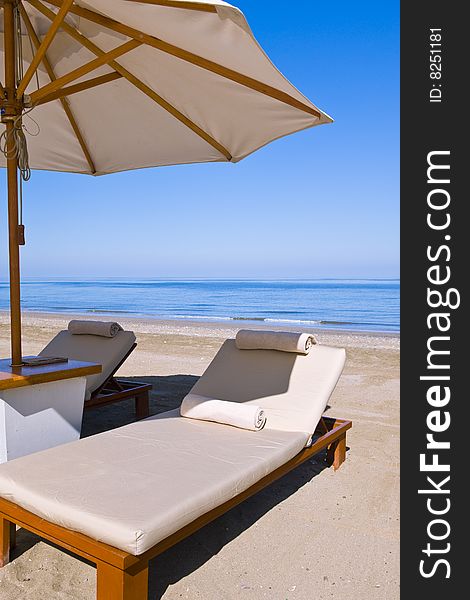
(0, 0, 331, 364)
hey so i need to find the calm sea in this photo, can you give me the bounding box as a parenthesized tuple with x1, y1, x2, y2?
(0, 279, 400, 333)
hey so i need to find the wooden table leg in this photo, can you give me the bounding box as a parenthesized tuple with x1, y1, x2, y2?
(135, 392, 150, 421)
(96, 560, 148, 600)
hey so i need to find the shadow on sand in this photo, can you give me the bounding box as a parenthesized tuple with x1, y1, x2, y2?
(148, 455, 328, 599)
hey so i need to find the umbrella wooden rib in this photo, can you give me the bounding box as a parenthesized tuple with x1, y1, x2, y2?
(28, 0, 233, 161)
(35, 72, 124, 106)
(19, 3, 97, 173)
(16, 0, 74, 99)
(29, 39, 142, 104)
(39, 0, 322, 119)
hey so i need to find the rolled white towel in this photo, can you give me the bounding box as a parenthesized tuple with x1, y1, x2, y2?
(68, 320, 123, 338)
(235, 329, 317, 355)
(180, 393, 267, 431)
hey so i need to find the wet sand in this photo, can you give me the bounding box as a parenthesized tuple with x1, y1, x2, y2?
(0, 312, 399, 599)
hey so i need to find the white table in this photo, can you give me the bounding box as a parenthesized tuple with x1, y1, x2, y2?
(0, 358, 101, 463)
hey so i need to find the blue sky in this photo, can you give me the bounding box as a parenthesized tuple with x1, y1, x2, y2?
(1, 0, 399, 279)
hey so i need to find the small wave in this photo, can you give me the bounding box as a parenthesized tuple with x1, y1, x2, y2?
(231, 317, 267, 322)
(266, 318, 322, 325)
(320, 320, 398, 328)
(86, 309, 135, 315)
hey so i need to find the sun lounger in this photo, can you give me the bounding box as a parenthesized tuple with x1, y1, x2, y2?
(39, 329, 151, 420)
(0, 338, 351, 599)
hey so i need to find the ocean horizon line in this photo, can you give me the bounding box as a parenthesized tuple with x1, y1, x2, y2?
(0, 276, 401, 283)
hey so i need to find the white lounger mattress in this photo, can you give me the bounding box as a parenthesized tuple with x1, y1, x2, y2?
(0, 411, 308, 555)
(39, 330, 137, 399)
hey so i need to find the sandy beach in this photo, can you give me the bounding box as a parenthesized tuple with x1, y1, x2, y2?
(0, 312, 399, 600)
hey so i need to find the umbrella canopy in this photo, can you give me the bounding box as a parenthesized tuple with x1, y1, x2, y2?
(1, 0, 331, 173)
(0, 0, 331, 363)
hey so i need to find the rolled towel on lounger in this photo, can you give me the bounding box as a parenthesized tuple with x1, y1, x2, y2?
(68, 320, 123, 338)
(180, 394, 267, 431)
(235, 329, 317, 355)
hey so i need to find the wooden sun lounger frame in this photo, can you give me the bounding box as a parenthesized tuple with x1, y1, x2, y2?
(84, 343, 152, 420)
(0, 416, 351, 600)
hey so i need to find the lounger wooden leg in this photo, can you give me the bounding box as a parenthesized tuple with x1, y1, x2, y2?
(325, 433, 347, 471)
(96, 560, 148, 600)
(0, 517, 13, 568)
(10, 522, 16, 551)
(135, 391, 150, 421)
(333, 434, 347, 471)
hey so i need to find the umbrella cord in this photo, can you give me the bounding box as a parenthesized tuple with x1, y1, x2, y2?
(18, 177, 25, 245)
(0, 116, 32, 245)
(0, 110, 36, 182)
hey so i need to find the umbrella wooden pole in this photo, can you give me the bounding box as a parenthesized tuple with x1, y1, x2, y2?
(3, 0, 23, 366)
(5, 128, 21, 366)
